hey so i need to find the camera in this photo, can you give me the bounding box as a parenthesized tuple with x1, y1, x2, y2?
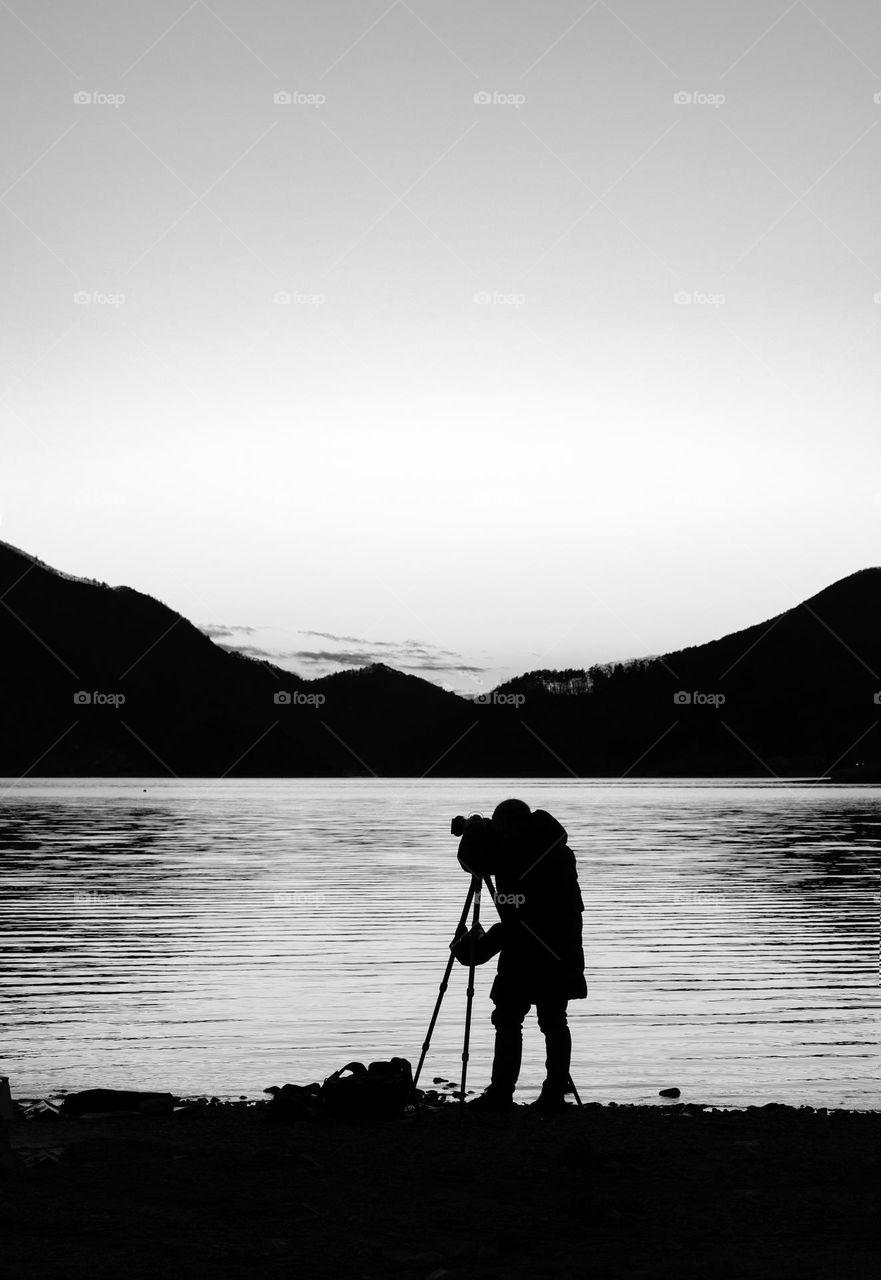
(450, 813, 488, 837)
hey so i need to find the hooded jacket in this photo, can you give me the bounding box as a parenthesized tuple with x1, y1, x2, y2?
(456, 809, 587, 1003)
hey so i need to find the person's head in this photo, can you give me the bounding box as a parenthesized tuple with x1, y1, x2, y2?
(491, 798, 532, 843)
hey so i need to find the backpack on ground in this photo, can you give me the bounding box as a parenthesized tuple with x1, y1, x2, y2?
(320, 1058, 413, 1120)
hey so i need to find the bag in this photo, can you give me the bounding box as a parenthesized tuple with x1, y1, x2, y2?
(320, 1058, 413, 1121)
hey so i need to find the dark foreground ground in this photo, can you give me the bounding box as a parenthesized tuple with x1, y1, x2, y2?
(2, 1100, 879, 1280)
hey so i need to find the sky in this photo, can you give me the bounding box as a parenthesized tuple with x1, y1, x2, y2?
(2, 0, 880, 693)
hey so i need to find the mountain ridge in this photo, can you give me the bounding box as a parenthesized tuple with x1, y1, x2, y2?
(1, 540, 879, 777)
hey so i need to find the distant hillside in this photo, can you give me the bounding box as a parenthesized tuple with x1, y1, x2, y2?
(0, 541, 331, 775)
(479, 569, 881, 776)
(1, 540, 879, 776)
(494, 668, 595, 697)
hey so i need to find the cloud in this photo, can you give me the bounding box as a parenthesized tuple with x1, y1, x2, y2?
(218, 643, 309, 661)
(300, 629, 398, 647)
(215, 644, 289, 665)
(200, 623, 257, 639)
(212, 626, 486, 682)
(402, 640, 463, 658)
(292, 650, 486, 674)
(294, 631, 472, 669)
(292, 649, 391, 666)
(398, 661, 486, 673)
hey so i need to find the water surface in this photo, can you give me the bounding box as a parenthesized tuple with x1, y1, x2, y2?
(0, 778, 877, 1108)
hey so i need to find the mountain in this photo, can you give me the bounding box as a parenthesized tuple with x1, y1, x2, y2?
(487, 568, 881, 777)
(1, 540, 879, 776)
(0, 542, 465, 776)
(0, 541, 317, 775)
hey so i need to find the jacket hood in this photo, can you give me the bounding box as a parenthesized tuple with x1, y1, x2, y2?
(531, 809, 568, 848)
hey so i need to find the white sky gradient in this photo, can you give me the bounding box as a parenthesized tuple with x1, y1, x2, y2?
(2, 1, 880, 691)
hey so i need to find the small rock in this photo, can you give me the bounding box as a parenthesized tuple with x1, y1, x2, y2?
(659, 1087, 680, 1098)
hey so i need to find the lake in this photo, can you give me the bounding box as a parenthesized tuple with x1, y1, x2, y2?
(0, 778, 877, 1109)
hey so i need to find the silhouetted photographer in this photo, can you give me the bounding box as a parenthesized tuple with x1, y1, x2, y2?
(452, 798, 587, 1110)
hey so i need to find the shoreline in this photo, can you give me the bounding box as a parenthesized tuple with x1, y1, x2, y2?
(11, 1092, 881, 1115)
(0, 772, 860, 780)
(4, 1097, 879, 1278)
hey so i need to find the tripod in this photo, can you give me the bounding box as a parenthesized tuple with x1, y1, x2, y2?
(412, 874, 583, 1110)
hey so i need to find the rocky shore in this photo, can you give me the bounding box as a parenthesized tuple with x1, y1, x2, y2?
(2, 1097, 879, 1279)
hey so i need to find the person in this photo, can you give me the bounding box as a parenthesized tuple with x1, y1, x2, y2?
(453, 798, 587, 1111)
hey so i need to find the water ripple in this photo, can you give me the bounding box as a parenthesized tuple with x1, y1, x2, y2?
(0, 777, 878, 1107)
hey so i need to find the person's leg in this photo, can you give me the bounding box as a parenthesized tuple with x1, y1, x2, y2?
(489, 996, 531, 1094)
(536, 998, 571, 1095)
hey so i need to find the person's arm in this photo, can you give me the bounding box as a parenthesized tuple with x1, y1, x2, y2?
(450, 920, 504, 965)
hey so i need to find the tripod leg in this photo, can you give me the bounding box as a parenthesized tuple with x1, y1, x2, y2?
(412, 878, 476, 1093)
(568, 1074, 584, 1107)
(459, 875, 483, 1110)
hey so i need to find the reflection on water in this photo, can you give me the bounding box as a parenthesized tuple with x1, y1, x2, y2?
(0, 778, 877, 1108)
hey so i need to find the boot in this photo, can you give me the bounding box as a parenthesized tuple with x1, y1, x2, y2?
(529, 1082, 568, 1111)
(468, 1084, 515, 1111)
